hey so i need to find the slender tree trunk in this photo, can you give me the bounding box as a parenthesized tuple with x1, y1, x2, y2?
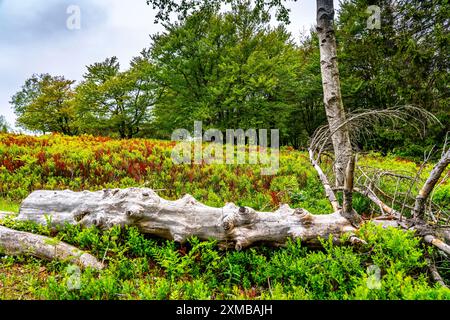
(316, 0, 353, 187)
(308, 149, 340, 212)
(413, 149, 450, 220)
(342, 155, 355, 214)
(341, 154, 361, 226)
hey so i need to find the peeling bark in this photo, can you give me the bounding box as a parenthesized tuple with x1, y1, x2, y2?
(16, 188, 358, 249)
(316, 0, 352, 187)
(0, 225, 103, 270)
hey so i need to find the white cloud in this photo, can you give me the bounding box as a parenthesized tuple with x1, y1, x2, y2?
(0, 0, 339, 128)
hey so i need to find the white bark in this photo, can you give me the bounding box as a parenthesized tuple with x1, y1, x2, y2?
(10, 186, 450, 259)
(308, 149, 340, 211)
(316, 0, 353, 187)
(413, 149, 450, 219)
(0, 225, 103, 269)
(17, 188, 357, 249)
(424, 235, 450, 256)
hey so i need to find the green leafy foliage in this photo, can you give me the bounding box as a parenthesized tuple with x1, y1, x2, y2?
(337, 0, 449, 158)
(142, 0, 450, 158)
(0, 134, 331, 212)
(1, 217, 448, 300)
(75, 55, 156, 138)
(10, 74, 78, 135)
(1, 0, 449, 300)
(7, 0, 448, 158)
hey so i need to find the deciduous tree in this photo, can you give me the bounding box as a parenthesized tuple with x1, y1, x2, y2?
(75, 56, 156, 138)
(10, 74, 77, 135)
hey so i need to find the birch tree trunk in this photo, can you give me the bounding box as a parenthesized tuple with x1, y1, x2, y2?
(316, 0, 353, 187)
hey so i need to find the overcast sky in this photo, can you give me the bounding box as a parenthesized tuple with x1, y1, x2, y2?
(0, 0, 339, 128)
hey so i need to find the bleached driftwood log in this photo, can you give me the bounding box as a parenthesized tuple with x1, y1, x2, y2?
(17, 188, 358, 249)
(0, 225, 103, 270)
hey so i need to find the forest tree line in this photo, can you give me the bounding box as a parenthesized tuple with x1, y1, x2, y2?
(8, 0, 449, 158)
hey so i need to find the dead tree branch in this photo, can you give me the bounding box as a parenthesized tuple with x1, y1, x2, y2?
(413, 149, 450, 220)
(426, 258, 448, 289)
(0, 225, 103, 270)
(308, 149, 340, 212)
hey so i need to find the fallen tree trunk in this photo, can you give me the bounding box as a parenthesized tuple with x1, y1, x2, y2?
(16, 188, 358, 249)
(0, 225, 103, 270)
(11, 178, 450, 256)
